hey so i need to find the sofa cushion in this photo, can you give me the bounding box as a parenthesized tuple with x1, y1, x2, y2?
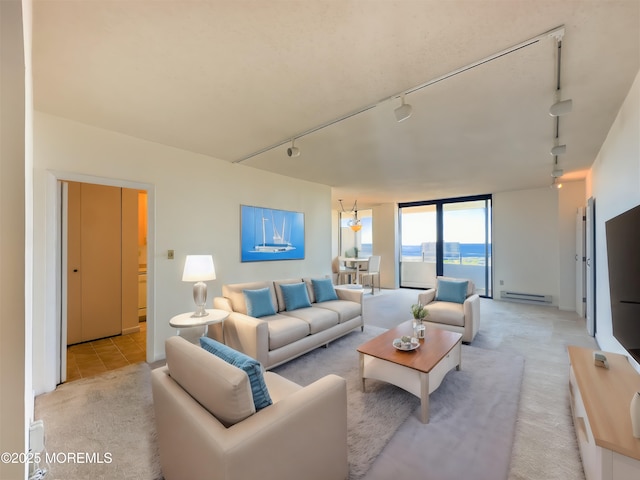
(436, 279, 469, 304)
(281, 306, 339, 334)
(280, 282, 312, 311)
(311, 278, 339, 303)
(223, 281, 275, 315)
(312, 299, 361, 323)
(265, 315, 310, 350)
(427, 301, 465, 327)
(243, 287, 277, 318)
(200, 337, 272, 410)
(273, 278, 307, 311)
(165, 336, 255, 428)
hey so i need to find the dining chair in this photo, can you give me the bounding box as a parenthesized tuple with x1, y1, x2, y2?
(332, 256, 357, 285)
(359, 255, 381, 294)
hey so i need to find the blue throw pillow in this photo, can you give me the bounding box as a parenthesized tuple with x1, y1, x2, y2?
(312, 278, 339, 303)
(280, 282, 312, 311)
(243, 288, 276, 318)
(436, 279, 469, 304)
(199, 337, 273, 411)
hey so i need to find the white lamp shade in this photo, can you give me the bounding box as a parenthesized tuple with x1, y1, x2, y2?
(182, 255, 216, 282)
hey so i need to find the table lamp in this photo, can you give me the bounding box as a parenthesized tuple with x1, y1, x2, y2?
(182, 255, 216, 317)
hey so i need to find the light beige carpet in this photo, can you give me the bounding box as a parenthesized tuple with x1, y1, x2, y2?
(34, 362, 162, 480)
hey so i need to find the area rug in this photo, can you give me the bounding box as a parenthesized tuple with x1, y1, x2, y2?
(364, 336, 525, 480)
(272, 326, 525, 480)
(34, 362, 162, 480)
(272, 326, 420, 479)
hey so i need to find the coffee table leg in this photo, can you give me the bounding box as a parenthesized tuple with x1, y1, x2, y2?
(420, 372, 430, 423)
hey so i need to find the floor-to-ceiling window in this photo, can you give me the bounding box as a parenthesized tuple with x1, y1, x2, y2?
(399, 195, 492, 297)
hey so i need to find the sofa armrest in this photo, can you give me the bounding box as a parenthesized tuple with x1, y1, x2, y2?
(335, 287, 363, 304)
(417, 288, 436, 306)
(463, 294, 480, 341)
(213, 296, 233, 311)
(216, 312, 269, 366)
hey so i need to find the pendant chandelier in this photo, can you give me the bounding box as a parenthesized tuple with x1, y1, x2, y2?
(339, 199, 362, 232)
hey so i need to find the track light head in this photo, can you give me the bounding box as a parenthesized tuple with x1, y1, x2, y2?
(551, 177, 563, 189)
(394, 95, 413, 122)
(550, 144, 567, 156)
(549, 99, 573, 116)
(286, 139, 300, 157)
(551, 167, 564, 178)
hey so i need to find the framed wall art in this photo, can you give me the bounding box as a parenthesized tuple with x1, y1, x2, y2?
(240, 205, 305, 262)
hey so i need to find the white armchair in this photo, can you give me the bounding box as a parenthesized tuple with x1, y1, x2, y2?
(417, 276, 480, 343)
(152, 336, 348, 480)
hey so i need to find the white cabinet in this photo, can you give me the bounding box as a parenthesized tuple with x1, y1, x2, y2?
(568, 347, 640, 480)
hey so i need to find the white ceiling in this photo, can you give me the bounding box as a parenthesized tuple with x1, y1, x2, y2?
(32, 1, 640, 209)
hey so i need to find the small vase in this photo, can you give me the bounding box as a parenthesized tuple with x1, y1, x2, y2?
(631, 391, 640, 438)
(414, 319, 426, 339)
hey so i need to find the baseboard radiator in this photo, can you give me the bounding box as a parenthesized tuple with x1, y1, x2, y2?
(500, 291, 552, 305)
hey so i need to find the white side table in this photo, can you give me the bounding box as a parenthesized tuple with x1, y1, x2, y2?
(169, 309, 229, 341)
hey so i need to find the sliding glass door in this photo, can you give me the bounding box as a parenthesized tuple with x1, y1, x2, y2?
(400, 195, 492, 297)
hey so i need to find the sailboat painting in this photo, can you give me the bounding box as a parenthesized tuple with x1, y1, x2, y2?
(241, 205, 305, 262)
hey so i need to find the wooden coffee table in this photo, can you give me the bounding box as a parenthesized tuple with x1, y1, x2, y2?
(357, 321, 462, 423)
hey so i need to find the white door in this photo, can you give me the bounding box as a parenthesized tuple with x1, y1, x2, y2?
(576, 208, 586, 318)
(586, 197, 596, 336)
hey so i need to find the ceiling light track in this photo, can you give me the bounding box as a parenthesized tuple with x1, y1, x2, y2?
(550, 34, 571, 189)
(233, 25, 566, 164)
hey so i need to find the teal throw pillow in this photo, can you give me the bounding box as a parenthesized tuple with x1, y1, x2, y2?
(312, 278, 339, 303)
(199, 337, 272, 411)
(243, 288, 276, 318)
(280, 282, 312, 311)
(436, 279, 469, 304)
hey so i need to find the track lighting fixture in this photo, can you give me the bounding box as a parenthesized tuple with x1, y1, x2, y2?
(286, 138, 300, 157)
(551, 167, 564, 178)
(234, 25, 566, 164)
(549, 99, 573, 117)
(394, 94, 413, 122)
(551, 177, 563, 189)
(550, 144, 567, 156)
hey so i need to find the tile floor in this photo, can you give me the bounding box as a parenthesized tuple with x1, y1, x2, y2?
(66, 321, 147, 382)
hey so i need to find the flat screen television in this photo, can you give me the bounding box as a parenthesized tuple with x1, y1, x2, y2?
(605, 203, 640, 364)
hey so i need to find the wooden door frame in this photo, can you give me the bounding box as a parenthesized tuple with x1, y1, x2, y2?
(51, 171, 155, 385)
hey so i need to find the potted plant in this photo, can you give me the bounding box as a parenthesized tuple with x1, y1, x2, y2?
(410, 303, 428, 339)
(411, 303, 428, 322)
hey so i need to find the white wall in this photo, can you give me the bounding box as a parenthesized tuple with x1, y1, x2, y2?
(32, 112, 332, 394)
(372, 203, 399, 289)
(590, 70, 640, 367)
(494, 187, 561, 305)
(0, 1, 27, 478)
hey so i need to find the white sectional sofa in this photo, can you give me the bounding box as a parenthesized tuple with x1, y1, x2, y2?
(212, 277, 364, 369)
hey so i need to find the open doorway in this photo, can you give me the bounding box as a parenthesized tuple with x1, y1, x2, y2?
(60, 180, 150, 382)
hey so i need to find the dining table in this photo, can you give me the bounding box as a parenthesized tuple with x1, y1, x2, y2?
(338, 256, 369, 284)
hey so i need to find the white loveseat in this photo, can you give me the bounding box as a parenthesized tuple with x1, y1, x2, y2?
(213, 278, 363, 369)
(152, 336, 348, 480)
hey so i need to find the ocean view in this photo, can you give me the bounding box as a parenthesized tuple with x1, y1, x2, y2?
(360, 243, 491, 264)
